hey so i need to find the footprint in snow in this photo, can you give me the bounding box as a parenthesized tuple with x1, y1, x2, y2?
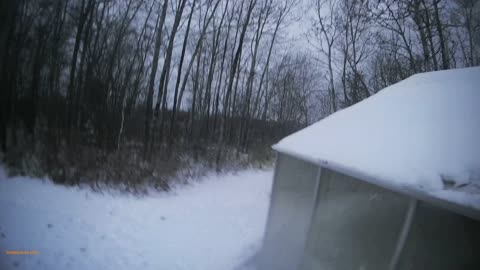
(47, 223, 53, 228)
(1, 232, 6, 238)
(80, 247, 87, 253)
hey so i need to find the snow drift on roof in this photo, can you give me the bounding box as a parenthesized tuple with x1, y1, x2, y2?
(273, 67, 480, 211)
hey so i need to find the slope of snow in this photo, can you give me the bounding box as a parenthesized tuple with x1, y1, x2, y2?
(0, 166, 273, 270)
(273, 67, 480, 211)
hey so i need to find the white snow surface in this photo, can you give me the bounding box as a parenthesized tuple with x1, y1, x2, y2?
(0, 166, 273, 270)
(274, 67, 480, 210)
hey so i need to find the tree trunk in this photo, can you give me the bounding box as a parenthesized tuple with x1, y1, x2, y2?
(0, 0, 17, 152)
(169, 0, 196, 145)
(143, 0, 168, 159)
(433, 0, 449, 69)
(153, 0, 187, 149)
(66, 0, 94, 139)
(216, 0, 257, 171)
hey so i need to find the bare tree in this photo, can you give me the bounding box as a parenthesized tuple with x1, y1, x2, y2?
(311, 0, 341, 112)
(169, 0, 197, 144)
(144, 0, 169, 159)
(216, 0, 257, 170)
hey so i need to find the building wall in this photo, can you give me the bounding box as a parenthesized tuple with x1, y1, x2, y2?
(397, 201, 480, 269)
(300, 168, 480, 270)
(301, 168, 410, 270)
(258, 153, 320, 270)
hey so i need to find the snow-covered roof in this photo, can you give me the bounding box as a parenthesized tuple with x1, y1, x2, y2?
(273, 67, 480, 218)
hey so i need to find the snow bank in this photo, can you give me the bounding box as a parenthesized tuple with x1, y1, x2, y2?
(274, 67, 480, 210)
(0, 166, 273, 270)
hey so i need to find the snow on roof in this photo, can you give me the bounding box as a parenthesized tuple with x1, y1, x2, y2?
(273, 67, 480, 216)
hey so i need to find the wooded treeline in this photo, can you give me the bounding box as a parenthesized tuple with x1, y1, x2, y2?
(0, 0, 305, 187)
(309, 0, 479, 113)
(0, 0, 478, 188)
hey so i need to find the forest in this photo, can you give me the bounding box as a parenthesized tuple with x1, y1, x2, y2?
(0, 0, 478, 191)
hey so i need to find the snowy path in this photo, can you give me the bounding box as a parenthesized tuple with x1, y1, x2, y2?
(0, 167, 273, 270)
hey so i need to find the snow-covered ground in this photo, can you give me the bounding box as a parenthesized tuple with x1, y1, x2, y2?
(0, 166, 273, 270)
